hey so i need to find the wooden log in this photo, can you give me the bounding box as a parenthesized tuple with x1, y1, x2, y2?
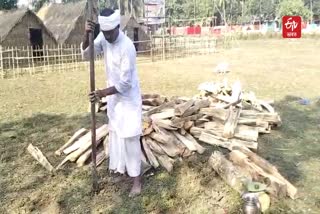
(205, 121, 259, 142)
(149, 132, 169, 144)
(183, 121, 194, 131)
(96, 148, 107, 167)
(150, 109, 175, 120)
(63, 125, 108, 155)
(233, 146, 297, 199)
(146, 137, 166, 155)
(55, 128, 87, 156)
(142, 118, 153, 136)
(173, 131, 197, 151)
(184, 132, 206, 154)
(223, 107, 241, 138)
(171, 113, 203, 126)
(214, 94, 242, 108)
(256, 121, 271, 134)
(169, 132, 190, 156)
(153, 128, 181, 157)
(194, 99, 211, 109)
(155, 154, 174, 172)
(76, 148, 92, 167)
(153, 119, 178, 130)
(189, 127, 204, 138)
(174, 100, 194, 116)
(229, 150, 287, 198)
(238, 118, 257, 125)
(200, 108, 228, 121)
(234, 125, 259, 142)
(143, 96, 167, 106)
(204, 121, 224, 135)
(142, 105, 153, 111)
(27, 144, 54, 172)
(144, 101, 175, 117)
(141, 152, 152, 175)
(209, 151, 250, 194)
(150, 124, 176, 143)
(142, 94, 161, 99)
(63, 130, 92, 155)
(68, 125, 108, 162)
(258, 100, 275, 113)
(142, 138, 160, 168)
(178, 128, 186, 135)
(240, 111, 281, 125)
(199, 132, 258, 151)
(143, 125, 154, 136)
(76, 137, 104, 167)
(181, 106, 199, 117)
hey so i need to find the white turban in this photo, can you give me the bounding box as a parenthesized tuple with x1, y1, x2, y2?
(98, 9, 120, 31)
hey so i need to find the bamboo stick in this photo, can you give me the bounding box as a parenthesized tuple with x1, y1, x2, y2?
(0, 46, 3, 79)
(12, 48, 15, 78)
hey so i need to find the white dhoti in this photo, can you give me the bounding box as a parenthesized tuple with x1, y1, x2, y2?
(108, 131, 141, 177)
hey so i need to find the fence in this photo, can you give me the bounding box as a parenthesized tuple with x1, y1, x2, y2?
(0, 35, 217, 79)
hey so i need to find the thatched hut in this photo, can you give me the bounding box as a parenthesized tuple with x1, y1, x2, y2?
(0, 9, 56, 47)
(37, 1, 88, 45)
(121, 15, 150, 52)
(38, 1, 149, 51)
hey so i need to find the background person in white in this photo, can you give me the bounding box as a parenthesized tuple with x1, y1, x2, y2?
(81, 8, 142, 197)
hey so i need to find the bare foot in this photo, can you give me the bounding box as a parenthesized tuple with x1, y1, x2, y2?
(129, 176, 142, 198)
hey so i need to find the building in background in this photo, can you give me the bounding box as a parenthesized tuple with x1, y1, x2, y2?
(144, 0, 165, 33)
(0, 9, 56, 47)
(37, 1, 88, 45)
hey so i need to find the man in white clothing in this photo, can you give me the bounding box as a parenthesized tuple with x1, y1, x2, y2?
(81, 8, 142, 197)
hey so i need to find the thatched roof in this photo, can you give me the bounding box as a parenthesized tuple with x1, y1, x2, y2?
(121, 15, 142, 30)
(37, 1, 87, 44)
(0, 9, 56, 44)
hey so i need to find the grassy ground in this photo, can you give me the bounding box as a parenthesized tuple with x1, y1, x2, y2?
(1, 38, 320, 213)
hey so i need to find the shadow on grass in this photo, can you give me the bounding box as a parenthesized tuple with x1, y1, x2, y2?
(259, 95, 320, 183)
(0, 113, 105, 213)
(1, 95, 318, 213)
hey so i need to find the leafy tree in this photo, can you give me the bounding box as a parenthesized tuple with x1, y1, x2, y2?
(278, 0, 312, 20)
(0, 0, 17, 10)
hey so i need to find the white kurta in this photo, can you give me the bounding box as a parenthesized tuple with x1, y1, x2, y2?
(82, 31, 142, 177)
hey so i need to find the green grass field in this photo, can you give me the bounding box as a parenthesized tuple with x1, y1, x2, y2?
(1, 38, 320, 213)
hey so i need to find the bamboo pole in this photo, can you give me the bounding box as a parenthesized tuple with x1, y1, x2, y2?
(58, 44, 61, 73)
(87, 0, 98, 193)
(46, 45, 49, 73)
(150, 37, 154, 62)
(71, 44, 75, 72)
(31, 46, 35, 75)
(162, 34, 165, 60)
(27, 46, 31, 76)
(0, 46, 3, 79)
(54, 45, 57, 72)
(11, 47, 15, 78)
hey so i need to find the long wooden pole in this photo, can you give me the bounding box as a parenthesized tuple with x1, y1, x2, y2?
(88, 0, 98, 193)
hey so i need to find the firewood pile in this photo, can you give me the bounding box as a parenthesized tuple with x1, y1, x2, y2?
(28, 80, 297, 201)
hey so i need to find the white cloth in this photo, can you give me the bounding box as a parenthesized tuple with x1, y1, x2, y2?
(81, 31, 142, 138)
(108, 131, 141, 177)
(98, 10, 120, 31)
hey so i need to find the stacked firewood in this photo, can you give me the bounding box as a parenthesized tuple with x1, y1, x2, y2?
(50, 80, 296, 199)
(54, 125, 108, 169)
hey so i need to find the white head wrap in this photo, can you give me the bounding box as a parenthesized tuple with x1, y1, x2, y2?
(98, 9, 120, 31)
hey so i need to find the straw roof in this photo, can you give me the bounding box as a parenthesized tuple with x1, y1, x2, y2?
(0, 9, 55, 43)
(121, 15, 141, 30)
(37, 1, 87, 44)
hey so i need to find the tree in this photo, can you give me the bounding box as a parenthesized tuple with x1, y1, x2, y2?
(33, 0, 83, 12)
(0, 0, 17, 10)
(277, 0, 312, 20)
